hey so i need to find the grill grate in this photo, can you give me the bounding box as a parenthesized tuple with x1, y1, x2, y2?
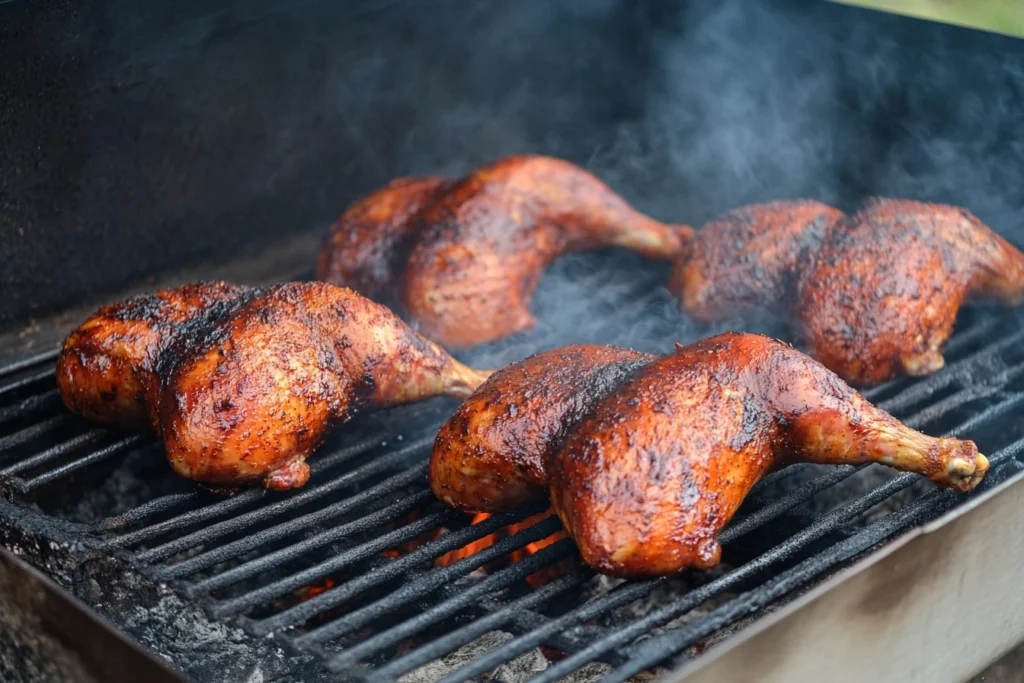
(2, 306, 1024, 682)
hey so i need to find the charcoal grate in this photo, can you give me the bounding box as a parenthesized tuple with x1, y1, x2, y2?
(2, 308, 1024, 682)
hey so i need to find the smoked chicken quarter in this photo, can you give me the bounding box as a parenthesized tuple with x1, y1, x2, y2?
(317, 155, 691, 348)
(672, 198, 1024, 386)
(56, 281, 491, 490)
(431, 334, 987, 578)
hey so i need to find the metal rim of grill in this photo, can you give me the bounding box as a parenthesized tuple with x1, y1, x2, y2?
(3, 300, 1024, 683)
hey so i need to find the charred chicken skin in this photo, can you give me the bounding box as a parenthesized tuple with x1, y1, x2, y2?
(671, 198, 1024, 386)
(430, 333, 987, 579)
(57, 281, 490, 491)
(317, 155, 691, 348)
(431, 345, 655, 513)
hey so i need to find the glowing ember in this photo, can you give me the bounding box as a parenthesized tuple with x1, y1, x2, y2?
(293, 577, 335, 602)
(380, 507, 576, 590)
(504, 513, 574, 589)
(433, 511, 574, 589)
(274, 576, 344, 623)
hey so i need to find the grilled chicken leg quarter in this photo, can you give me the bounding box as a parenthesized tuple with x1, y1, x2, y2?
(57, 282, 491, 490)
(317, 155, 691, 348)
(430, 334, 987, 579)
(672, 198, 1024, 385)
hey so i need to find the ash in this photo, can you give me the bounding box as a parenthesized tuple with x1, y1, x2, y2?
(400, 630, 642, 683)
(394, 569, 732, 683)
(75, 555, 333, 683)
(589, 568, 735, 637)
(51, 446, 195, 525)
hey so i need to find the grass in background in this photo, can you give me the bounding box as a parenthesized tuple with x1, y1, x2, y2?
(834, 0, 1024, 38)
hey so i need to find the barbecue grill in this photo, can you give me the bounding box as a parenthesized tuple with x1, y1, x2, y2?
(4, 1, 1024, 682)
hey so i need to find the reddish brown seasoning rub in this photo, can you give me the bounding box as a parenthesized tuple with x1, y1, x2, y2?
(317, 155, 692, 349)
(56, 281, 491, 491)
(796, 199, 1024, 385)
(430, 333, 987, 579)
(671, 198, 1024, 386)
(430, 345, 656, 513)
(671, 200, 845, 323)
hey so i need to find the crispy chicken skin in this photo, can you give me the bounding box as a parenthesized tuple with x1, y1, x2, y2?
(430, 345, 655, 513)
(796, 199, 1024, 385)
(431, 333, 987, 579)
(57, 281, 490, 490)
(315, 177, 451, 302)
(317, 155, 691, 348)
(672, 198, 1024, 385)
(55, 282, 248, 429)
(671, 200, 844, 323)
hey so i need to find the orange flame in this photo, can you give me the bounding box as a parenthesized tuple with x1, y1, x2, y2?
(433, 511, 573, 589)
(432, 512, 497, 566)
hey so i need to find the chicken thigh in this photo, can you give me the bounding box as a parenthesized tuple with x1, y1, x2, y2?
(58, 281, 491, 490)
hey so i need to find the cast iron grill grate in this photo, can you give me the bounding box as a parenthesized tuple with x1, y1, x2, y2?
(3, 304, 1024, 682)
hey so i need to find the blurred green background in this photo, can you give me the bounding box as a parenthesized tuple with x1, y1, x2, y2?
(835, 0, 1024, 37)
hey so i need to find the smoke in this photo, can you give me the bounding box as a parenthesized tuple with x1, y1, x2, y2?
(460, 0, 1024, 368)
(6, 0, 1023, 345)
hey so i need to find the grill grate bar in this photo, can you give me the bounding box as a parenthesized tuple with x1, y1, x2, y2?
(902, 365, 1024, 430)
(248, 507, 547, 633)
(0, 348, 61, 379)
(152, 465, 431, 580)
(871, 328, 1024, 414)
(940, 314, 1001, 351)
(97, 434, 387, 538)
(134, 438, 430, 562)
(938, 388, 1024, 438)
(435, 582, 662, 683)
(366, 569, 591, 682)
(292, 515, 565, 648)
(745, 465, 803, 494)
(0, 389, 62, 429)
(101, 436, 421, 550)
(434, 399, 1024, 683)
(719, 465, 858, 544)
(0, 429, 108, 477)
(575, 484, 968, 683)
(0, 414, 72, 453)
(503, 606, 612, 659)
(212, 509, 457, 619)
(860, 315, 1004, 403)
(0, 368, 56, 399)
(879, 362, 1024, 437)
(305, 433, 394, 474)
(328, 538, 578, 671)
(173, 490, 434, 591)
(102, 489, 265, 548)
(100, 492, 200, 531)
(21, 435, 150, 491)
